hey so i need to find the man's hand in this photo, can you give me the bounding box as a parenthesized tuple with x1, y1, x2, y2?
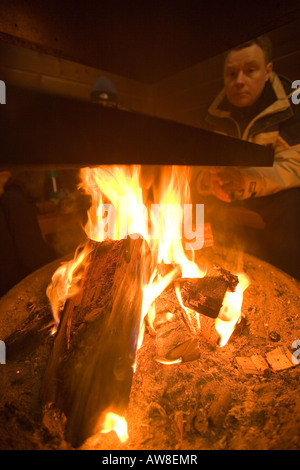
(203, 168, 245, 202)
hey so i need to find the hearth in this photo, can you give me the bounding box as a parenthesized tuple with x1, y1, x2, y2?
(0, 165, 299, 451)
(0, 246, 299, 450)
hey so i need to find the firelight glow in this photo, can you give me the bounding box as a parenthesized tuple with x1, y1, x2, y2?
(100, 412, 129, 443)
(46, 164, 250, 444)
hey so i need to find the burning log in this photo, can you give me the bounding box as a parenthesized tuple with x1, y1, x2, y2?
(154, 312, 200, 363)
(40, 235, 152, 448)
(153, 266, 239, 360)
(178, 266, 239, 319)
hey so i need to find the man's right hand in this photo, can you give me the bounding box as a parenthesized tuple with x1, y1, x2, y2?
(202, 168, 246, 202)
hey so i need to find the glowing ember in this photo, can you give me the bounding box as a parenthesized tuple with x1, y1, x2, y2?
(50, 325, 57, 336)
(156, 357, 182, 365)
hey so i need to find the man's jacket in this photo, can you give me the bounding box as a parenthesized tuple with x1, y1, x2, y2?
(201, 71, 300, 199)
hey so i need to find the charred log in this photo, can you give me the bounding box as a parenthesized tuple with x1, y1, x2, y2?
(40, 235, 152, 448)
(178, 266, 239, 319)
(4, 303, 54, 361)
(154, 311, 200, 363)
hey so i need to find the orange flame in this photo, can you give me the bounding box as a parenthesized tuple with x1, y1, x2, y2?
(100, 412, 129, 443)
(47, 166, 205, 327)
(148, 166, 205, 277)
(79, 166, 148, 242)
(46, 243, 92, 325)
(215, 273, 250, 347)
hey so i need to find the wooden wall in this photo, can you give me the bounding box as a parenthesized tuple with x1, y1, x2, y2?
(0, 41, 153, 115)
(1, 16, 299, 129)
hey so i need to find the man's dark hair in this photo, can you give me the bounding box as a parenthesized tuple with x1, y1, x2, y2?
(226, 35, 273, 64)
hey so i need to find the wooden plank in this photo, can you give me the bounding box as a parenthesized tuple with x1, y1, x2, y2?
(250, 354, 269, 373)
(266, 347, 296, 371)
(285, 347, 300, 366)
(154, 311, 200, 363)
(235, 356, 261, 375)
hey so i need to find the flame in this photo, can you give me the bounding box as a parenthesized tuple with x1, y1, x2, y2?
(46, 243, 92, 325)
(79, 166, 148, 242)
(47, 165, 205, 327)
(137, 166, 205, 345)
(149, 166, 205, 278)
(100, 412, 129, 442)
(215, 273, 250, 347)
(50, 325, 57, 336)
(46, 164, 250, 444)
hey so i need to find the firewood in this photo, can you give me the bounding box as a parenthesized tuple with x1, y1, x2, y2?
(154, 311, 200, 362)
(198, 315, 220, 347)
(250, 354, 269, 374)
(153, 277, 202, 362)
(4, 303, 54, 361)
(266, 346, 297, 371)
(153, 265, 239, 357)
(178, 266, 239, 319)
(236, 356, 262, 375)
(40, 235, 152, 448)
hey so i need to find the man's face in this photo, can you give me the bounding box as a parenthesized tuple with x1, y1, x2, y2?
(224, 44, 273, 107)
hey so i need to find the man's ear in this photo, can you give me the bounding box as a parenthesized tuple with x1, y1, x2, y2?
(265, 62, 273, 81)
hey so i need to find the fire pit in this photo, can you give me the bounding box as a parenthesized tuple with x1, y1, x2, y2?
(0, 245, 299, 450)
(0, 165, 299, 450)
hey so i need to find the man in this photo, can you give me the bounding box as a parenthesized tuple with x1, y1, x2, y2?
(194, 35, 300, 279)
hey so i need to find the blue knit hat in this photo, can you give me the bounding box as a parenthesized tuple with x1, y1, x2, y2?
(90, 76, 118, 106)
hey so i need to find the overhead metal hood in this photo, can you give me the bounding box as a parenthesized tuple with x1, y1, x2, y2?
(0, 86, 274, 169)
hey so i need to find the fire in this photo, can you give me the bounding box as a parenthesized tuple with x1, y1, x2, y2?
(79, 166, 148, 242)
(148, 166, 205, 278)
(46, 164, 250, 444)
(100, 412, 129, 443)
(46, 243, 92, 325)
(215, 273, 250, 347)
(50, 325, 57, 336)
